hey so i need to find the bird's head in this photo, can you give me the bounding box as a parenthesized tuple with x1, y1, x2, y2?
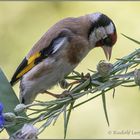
(88, 12, 117, 60)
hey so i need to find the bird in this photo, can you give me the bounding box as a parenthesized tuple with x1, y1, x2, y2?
(10, 12, 117, 105)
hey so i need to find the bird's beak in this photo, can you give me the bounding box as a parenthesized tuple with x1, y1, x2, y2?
(102, 46, 112, 61)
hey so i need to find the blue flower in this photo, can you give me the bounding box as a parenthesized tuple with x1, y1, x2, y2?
(0, 115, 4, 128)
(0, 102, 5, 128)
(0, 102, 3, 114)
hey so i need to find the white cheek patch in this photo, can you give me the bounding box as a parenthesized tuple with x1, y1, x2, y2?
(105, 22, 114, 34)
(89, 27, 107, 46)
(95, 27, 107, 39)
(89, 31, 98, 46)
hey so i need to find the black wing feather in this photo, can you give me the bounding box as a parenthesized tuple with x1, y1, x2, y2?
(10, 32, 69, 86)
(10, 57, 28, 86)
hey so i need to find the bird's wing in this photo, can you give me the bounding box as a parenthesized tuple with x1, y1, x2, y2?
(10, 30, 70, 86)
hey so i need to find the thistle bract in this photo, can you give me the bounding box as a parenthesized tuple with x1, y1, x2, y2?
(14, 104, 26, 113)
(10, 124, 38, 140)
(134, 69, 140, 86)
(97, 60, 113, 77)
(3, 112, 16, 122)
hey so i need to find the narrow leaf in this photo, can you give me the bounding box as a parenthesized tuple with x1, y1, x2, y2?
(88, 69, 97, 73)
(121, 84, 137, 87)
(112, 88, 116, 99)
(121, 33, 140, 45)
(64, 101, 75, 139)
(102, 92, 110, 126)
(63, 105, 67, 139)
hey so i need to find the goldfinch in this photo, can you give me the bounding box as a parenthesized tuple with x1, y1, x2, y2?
(10, 12, 117, 104)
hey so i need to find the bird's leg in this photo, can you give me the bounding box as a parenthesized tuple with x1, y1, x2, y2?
(41, 90, 61, 98)
(41, 90, 74, 99)
(59, 79, 80, 89)
(57, 90, 74, 99)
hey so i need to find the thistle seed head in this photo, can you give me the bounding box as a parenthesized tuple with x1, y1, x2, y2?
(97, 60, 113, 77)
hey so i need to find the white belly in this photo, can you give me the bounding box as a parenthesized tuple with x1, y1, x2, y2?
(20, 57, 76, 104)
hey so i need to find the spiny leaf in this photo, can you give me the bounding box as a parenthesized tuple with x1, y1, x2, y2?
(117, 58, 140, 63)
(64, 101, 75, 139)
(63, 105, 67, 139)
(112, 88, 116, 99)
(121, 33, 140, 45)
(88, 69, 97, 73)
(72, 70, 81, 76)
(102, 92, 110, 126)
(121, 84, 137, 87)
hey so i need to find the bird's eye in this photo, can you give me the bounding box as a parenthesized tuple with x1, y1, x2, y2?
(103, 37, 112, 46)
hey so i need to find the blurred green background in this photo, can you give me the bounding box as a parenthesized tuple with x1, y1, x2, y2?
(0, 1, 140, 139)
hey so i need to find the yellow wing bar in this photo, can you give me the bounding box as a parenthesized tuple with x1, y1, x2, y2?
(16, 61, 35, 78)
(16, 52, 41, 79)
(27, 52, 41, 64)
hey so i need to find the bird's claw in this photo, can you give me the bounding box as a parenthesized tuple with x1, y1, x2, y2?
(81, 72, 91, 81)
(42, 90, 74, 100)
(59, 79, 80, 89)
(57, 90, 74, 100)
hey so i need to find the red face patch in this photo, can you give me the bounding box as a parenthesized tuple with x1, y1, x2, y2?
(109, 32, 117, 46)
(95, 32, 117, 48)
